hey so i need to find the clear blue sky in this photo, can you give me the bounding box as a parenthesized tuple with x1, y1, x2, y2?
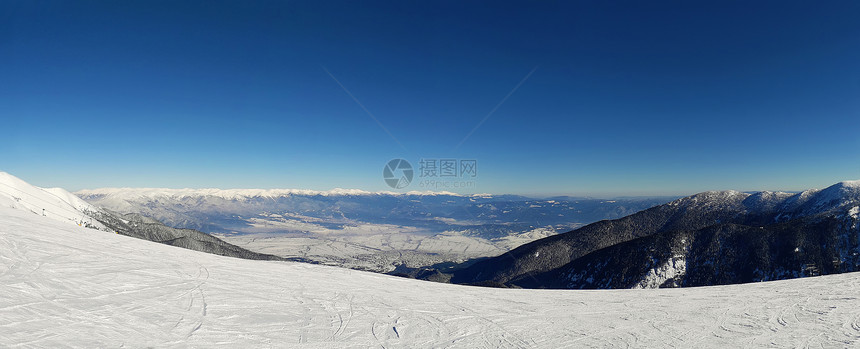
(2, 1, 859, 196)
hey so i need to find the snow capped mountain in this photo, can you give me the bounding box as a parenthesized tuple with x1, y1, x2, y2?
(774, 180, 860, 220)
(2, 202, 860, 347)
(741, 190, 795, 212)
(0, 171, 107, 230)
(76, 187, 470, 201)
(664, 190, 750, 212)
(450, 180, 860, 289)
(658, 180, 860, 219)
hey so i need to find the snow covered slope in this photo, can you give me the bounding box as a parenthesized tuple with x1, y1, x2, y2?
(0, 171, 107, 230)
(2, 206, 859, 347)
(0, 172, 282, 261)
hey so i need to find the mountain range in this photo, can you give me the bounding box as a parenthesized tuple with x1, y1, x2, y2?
(447, 181, 860, 289)
(75, 187, 670, 272)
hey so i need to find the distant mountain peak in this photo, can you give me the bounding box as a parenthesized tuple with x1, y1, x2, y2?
(666, 190, 750, 210)
(838, 179, 860, 188)
(75, 187, 472, 200)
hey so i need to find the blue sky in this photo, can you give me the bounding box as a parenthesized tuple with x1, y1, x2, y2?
(2, 1, 859, 196)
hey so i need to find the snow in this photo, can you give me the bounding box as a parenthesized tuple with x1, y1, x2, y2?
(493, 227, 561, 251)
(2, 207, 860, 347)
(850, 206, 859, 220)
(633, 256, 687, 289)
(75, 187, 469, 200)
(666, 190, 751, 211)
(215, 224, 563, 272)
(0, 172, 107, 230)
(218, 229, 504, 272)
(841, 179, 860, 188)
(777, 180, 860, 217)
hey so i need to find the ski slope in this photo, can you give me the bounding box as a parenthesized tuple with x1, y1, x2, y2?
(2, 207, 859, 348)
(0, 172, 106, 231)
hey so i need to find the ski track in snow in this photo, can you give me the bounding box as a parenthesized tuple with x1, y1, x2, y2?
(2, 207, 860, 348)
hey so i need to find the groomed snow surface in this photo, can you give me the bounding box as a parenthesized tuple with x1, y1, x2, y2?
(2, 207, 860, 348)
